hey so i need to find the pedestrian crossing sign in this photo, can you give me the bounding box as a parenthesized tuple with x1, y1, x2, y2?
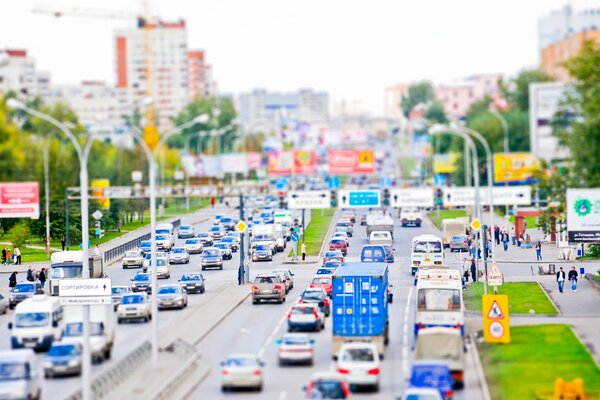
(482, 294, 510, 343)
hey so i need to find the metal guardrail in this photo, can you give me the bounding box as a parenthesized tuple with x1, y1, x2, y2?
(153, 339, 201, 400)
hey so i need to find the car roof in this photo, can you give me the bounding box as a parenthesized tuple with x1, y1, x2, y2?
(402, 388, 442, 395)
(311, 371, 345, 381)
(226, 353, 258, 360)
(0, 349, 35, 362)
(339, 342, 378, 350)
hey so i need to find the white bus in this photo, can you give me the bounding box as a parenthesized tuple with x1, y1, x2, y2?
(410, 234, 444, 275)
(414, 269, 464, 337)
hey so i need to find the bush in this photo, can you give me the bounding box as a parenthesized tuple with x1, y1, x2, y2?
(8, 223, 30, 249)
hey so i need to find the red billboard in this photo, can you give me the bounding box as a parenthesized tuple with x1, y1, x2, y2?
(328, 150, 375, 174)
(294, 150, 316, 174)
(0, 182, 40, 219)
(268, 151, 316, 175)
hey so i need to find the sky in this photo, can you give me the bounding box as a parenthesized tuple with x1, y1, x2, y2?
(2, 0, 600, 115)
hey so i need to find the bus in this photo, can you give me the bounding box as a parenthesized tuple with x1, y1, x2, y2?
(414, 269, 464, 337)
(410, 235, 444, 275)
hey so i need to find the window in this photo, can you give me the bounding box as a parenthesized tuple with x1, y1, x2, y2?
(417, 289, 461, 311)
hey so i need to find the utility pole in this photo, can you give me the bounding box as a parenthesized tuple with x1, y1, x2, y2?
(44, 145, 51, 256)
(238, 193, 245, 285)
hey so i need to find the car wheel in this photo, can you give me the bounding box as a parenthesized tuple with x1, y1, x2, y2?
(118, 318, 123, 324)
(252, 299, 259, 304)
(256, 384, 263, 392)
(221, 386, 228, 392)
(122, 266, 126, 269)
(200, 287, 205, 294)
(282, 297, 286, 302)
(45, 372, 51, 379)
(372, 383, 380, 392)
(202, 267, 205, 271)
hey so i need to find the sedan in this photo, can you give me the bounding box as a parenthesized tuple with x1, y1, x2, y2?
(213, 214, 224, 225)
(117, 293, 152, 323)
(138, 240, 151, 255)
(336, 342, 381, 391)
(323, 251, 344, 264)
(130, 273, 152, 293)
(122, 250, 143, 269)
(196, 232, 214, 246)
(333, 232, 350, 247)
(335, 221, 354, 237)
(201, 248, 224, 270)
(156, 234, 172, 251)
(209, 225, 226, 240)
(184, 238, 204, 254)
(276, 333, 315, 366)
(252, 244, 273, 262)
(0, 293, 8, 314)
(177, 225, 195, 239)
(450, 235, 469, 252)
(9, 282, 42, 309)
(111, 286, 131, 311)
(220, 236, 239, 252)
(169, 247, 190, 264)
(144, 257, 171, 279)
(179, 273, 206, 294)
(310, 276, 333, 296)
(287, 303, 324, 332)
(220, 217, 235, 231)
(329, 239, 348, 256)
(44, 342, 82, 378)
(303, 372, 350, 399)
(221, 354, 265, 392)
(157, 284, 188, 310)
(298, 288, 330, 317)
(143, 252, 168, 270)
(213, 243, 233, 260)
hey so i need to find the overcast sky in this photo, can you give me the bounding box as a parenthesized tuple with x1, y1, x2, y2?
(2, 0, 599, 114)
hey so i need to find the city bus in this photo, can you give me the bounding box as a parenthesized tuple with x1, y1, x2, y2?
(410, 234, 444, 275)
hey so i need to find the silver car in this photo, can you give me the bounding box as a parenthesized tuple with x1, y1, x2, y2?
(117, 293, 152, 323)
(122, 250, 144, 269)
(184, 238, 204, 254)
(157, 285, 188, 310)
(169, 247, 190, 264)
(111, 286, 131, 311)
(221, 354, 265, 392)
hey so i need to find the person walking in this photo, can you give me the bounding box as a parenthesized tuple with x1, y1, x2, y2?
(1, 247, 6, 265)
(8, 271, 17, 289)
(93, 245, 100, 257)
(39, 268, 47, 290)
(535, 241, 542, 261)
(568, 266, 579, 292)
(13, 247, 21, 265)
(301, 241, 307, 261)
(210, 197, 215, 208)
(502, 230, 509, 251)
(510, 226, 516, 246)
(61, 235, 66, 251)
(26, 267, 35, 282)
(6, 249, 12, 265)
(470, 258, 477, 282)
(556, 267, 566, 293)
(494, 226, 500, 245)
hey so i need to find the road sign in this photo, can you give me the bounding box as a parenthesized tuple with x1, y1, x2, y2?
(328, 176, 340, 190)
(470, 218, 481, 231)
(380, 176, 392, 188)
(390, 188, 434, 208)
(487, 263, 503, 286)
(482, 294, 510, 343)
(433, 174, 447, 187)
(287, 190, 331, 209)
(442, 187, 532, 207)
(59, 278, 111, 297)
(338, 190, 381, 208)
(92, 210, 103, 220)
(235, 221, 247, 233)
(290, 232, 300, 242)
(275, 178, 289, 191)
(59, 296, 112, 306)
(0, 182, 40, 219)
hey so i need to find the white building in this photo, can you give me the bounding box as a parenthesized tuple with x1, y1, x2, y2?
(0, 49, 51, 97)
(538, 5, 600, 49)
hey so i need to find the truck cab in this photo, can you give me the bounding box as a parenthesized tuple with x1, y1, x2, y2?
(400, 208, 423, 227)
(0, 349, 42, 400)
(61, 305, 115, 364)
(47, 251, 104, 296)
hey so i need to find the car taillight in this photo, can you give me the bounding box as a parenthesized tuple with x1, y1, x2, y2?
(368, 368, 380, 375)
(337, 368, 349, 374)
(253, 370, 262, 376)
(444, 389, 453, 399)
(413, 261, 420, 265)
(251, 285, 259, 291)
(287, 311, 292, 319)
(298, 298, 303, 303)
(323, 298, 329, 307)
(435, 261, 442, 265)
(274, 285, 282, 290)
(313, 310, 319, 319)
(222, 370, 229, 376)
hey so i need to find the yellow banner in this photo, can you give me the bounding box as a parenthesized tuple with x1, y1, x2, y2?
(91, 179, 110, 210)
(493, 153, 540, 184)
(434, 152, 459, 174)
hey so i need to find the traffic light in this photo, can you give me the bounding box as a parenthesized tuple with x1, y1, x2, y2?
(435, 188, 443, 206)
(383, 189, 390, 206)
(279, 191, 286, 209)
(330, 190, 338, 207)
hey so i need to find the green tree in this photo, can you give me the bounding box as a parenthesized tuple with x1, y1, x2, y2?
(425, 101, 447, 124)
(500, 69, 552, 111)
(9, 223, 30, 249)
(401, 81, 434, 117)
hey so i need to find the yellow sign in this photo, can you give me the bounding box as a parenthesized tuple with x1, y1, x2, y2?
(358, 151, 373, 164)
(91, 179, 110, 210)
(555, 378, 585, 399)
(470, 219, 481, 231)
(482, 294, 510, 343)
(143, 125, 160, 151)
(493, 153, 540, 184)
(235, 221, 247, 233)
(433, 153, 460, 174)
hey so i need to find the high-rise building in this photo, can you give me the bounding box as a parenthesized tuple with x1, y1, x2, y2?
(0, 49, 51, 97)
(541, 29, 600, 81)
(538, 5, 600, 49)
(188, 50, 217, 99)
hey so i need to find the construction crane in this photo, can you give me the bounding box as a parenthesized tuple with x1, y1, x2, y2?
(32, 1, 160, 149)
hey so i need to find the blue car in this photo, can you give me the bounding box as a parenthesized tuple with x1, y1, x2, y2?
(383, 245, 395, 263)
(138, 240, 152, 255)
(409, 361, 454, 400)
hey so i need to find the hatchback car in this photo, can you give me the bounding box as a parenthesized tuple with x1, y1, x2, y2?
(169, 247, 190, 264)
(276, 333, 314, 366)
(209, 225, 226, 240)
(9, 283, 42, 309)
(111, 286, 131, 311)
(177, 225, 195, 239)
(298, 288, 330, 317)
(196, 232, 214, 246)
(409, 361, 454, 400)
(201, 248, 224, 270)
(122, 250, 144, 269)
(252, 244, 273, 262)
(449, 235, 469, 252)
(130, 273, 152, 293)
(287, 303, 324, 332)
(213, 243, 233, 260)
(220, 236, 239, 252)
(303, 372, 350, 399)
(179, 273, 206, 294)
(117, 293, 152, 323)
(44, 342, 82, 378)
(398, 388, 444, 400)
(157, 284, 188, 310)
(323, 251, 344, 264)
(251, 274, 286, 304)
(336, 342, 381, 391)
(310, 276, 333, 296)
(184, 238, 204, 254)
(329, 239, 348, 256)
(221, 354, 264, 392)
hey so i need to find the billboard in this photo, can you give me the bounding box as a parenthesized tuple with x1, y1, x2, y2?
(567, 189, 600, 243)
(246, 152, 262, 170)
(529, 82, 570, 162)
(433, 153, 459, 174)
(181, 155, 223, 178)
(221, 154, 248, 174)
(0, 182, 40, 219)
(268, 151, 316, 175)
(328, 150, 375, 174)
(91, 179, 110, 210)
(493, 153, 541, 185)
(294, 150, 316, 174)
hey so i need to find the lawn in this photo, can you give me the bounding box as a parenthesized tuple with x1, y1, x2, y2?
(495, 209, 538, 228)
(289, 208, 335, 256)
(479, 324, 600, 400)
(463, 282, 558, 315)
(428, 209, 468, 229)
(21, 247, 53, 263)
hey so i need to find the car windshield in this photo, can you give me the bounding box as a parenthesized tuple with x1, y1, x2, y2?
(221, 217, 232, 223)
(12, 284, 35, 293)
(337, 222, 349, 227)
(215, 244, 228, 249)
(413, 241, 443, 253)
(417, 289, 462, 311)
(0, 363, 29, 381)
(181, 275, 201, 281)
(156, 235, 167, 240)
(210, 227, 221, 232)
(65, 322, 103, 336)
(254, 276, 276, 284)
(140, 241, 151, 248)
(312, 277, 331, 285)
(324, 262, 341, 269)
(203, 249, 220, 257)
(125, 251, 140, 258)
(51, 266, 83, 279)
(221, 237, 234, 242)
(256, 245, 269, 251)
(292, 307, 315, 315)
(180, 226, 192, 230)
(112, 287, 129, 295)
(172, 248, 185, 253)
(452, 236, 467, 241)
(411, 365, 449, 384)
(309, 381, 345, 398)
(15, 312, 50, 328)
(405, 395, 442, 400)
(342, 347, 375, 362)
(134, 274, 150, 282)
(283, 336, 308, 345)
(255, 234, 273, 241)
(302, 291, 324, 301)
(325, 252, 340, 258)
(331, 239, 345, 245)
(185, 239, 200, 244)
(224, 357, 257, 367)
(197, 233, 209, 238)
(158, 287, 178, 295)
(149, 258, 167, 266)
(121, 295, 145, 304)
(48, 344, 79, 357)
(316, 269, 334, 275)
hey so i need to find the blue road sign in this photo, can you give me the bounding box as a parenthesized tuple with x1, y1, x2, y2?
(347, 191, 380, 207)
(434, 174, 447, 187)
(276, 178, 289, 191)
(380, 176, 392, 188)
(291, 232, 300, 242)
(328, 176, 340, 190)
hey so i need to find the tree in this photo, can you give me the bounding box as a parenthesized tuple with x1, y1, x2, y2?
(9, 223, 30, 249)
(500, 69, 552, 111)
(401, 81, 434, 117)
(425, 101, 447, 124)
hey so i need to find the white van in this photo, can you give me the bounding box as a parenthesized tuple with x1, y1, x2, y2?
(9, 295, 63, 351)
(442, 219, 468, 248)
(61, 304, 115, 363)
(410, 235, 444, 275)
(369, 231, 393, 246)
(0, 349, 42, 400)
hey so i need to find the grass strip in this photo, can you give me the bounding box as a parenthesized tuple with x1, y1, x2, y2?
(463, 282, 558, 315)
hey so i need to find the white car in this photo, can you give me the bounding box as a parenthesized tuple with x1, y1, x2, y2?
(169, 247, 190, 264)
(287, 303, 325, 332)
(0, 293, 8, 314)
(156, 234, 173, 251)
(184, 238, 204, 254)
(333, 231, 350, 247)
(336, 342, 381, 391)
(276, 333, 314, 366)
(145, 257, 171, 279)
(117, 293, 152, 323)
(221, 353, 264, 392)
(398, 388, 443, 400)
(143, 251, 167, 270)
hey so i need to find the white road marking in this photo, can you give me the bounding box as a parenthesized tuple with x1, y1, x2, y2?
(402, 286, 413, 376)
(257, 313, 287, 358)
(278, 390, 288, 400)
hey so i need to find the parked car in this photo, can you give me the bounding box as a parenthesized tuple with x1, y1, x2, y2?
(44, 342, 82, 378)
(252, 244, 273, 262)
(122, 250, 144, 269)
(323, 250, 344, 264)
(111, 286, 131, 311)
(276, 333, 314, 366)
(178, 274, 206, 294)
(329, 239, 348, 256)
(130, 273, 152, 293)
(184, 238, 204, 254)
(251, 274, 286, 304)
(409, 361, 454, 400)
(221, 354, 264, 392)
(157, 285, 188, 310)
(201, 248, 224, 271)
(287, 303, 324, 332)
(336, 342, 381, 391)
(303, 372, 350, 399)
(117, 293, 152, 323)
(9, 283, 43, 309)
(169, 247, 190, 264)
(220, 236, 239, 252)
(449, 235, 469, 252)
(0, 293, 8, 314)
(177, 225, 195, 239)
(310, 276, 333, 296)
(196, 232, 214, 246)
(209, 225, 226, 240)
(213, 243, 233, 260)
(298, 287, 330, 317)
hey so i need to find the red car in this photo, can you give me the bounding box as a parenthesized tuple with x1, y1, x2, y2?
(310, 276, 332, 296)
(329, 239, 348, 256)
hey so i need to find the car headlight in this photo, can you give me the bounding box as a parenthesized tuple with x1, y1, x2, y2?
(44, 361, 53, 368)
(68, 359, 80, 367)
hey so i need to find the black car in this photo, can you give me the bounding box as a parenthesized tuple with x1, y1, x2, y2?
(299, 288, 330, 317)
(178, 274, 206, 294)
(130, 273, 152, 293)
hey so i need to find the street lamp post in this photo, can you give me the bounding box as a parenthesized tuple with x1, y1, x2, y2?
(490, 110, 510, 218)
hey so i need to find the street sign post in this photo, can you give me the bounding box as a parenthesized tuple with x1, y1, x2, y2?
(390, 188, 434, 208)
(470, 218, 482, 231)
(290, 232, 300, 242)
(338, 190, 381, 208)
(235, 221, 247, 233)
(482, 294, 510, 343)
(92, 210, 103, 220)
(328, 176, 340, 190)
(443, 187, 532, 207)
(487, 263, 503, 287)
(287, 190, 331, 209)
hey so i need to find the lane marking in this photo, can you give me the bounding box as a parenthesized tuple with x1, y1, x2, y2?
(278, 391, 288, 400)
(401, 286, 413, 377)
(257, 313, 287, 358)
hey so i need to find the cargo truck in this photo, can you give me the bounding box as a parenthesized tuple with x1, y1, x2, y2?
(47, 251, 104, 296)
(331, 263, 389, 359)
(365, 213, 394, 238)
(61, 304, 115, 364)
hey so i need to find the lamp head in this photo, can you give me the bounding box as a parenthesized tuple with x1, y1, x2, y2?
(193, 114, 210, 124)
(428, 124, 448, 135)
(6, 98, 25, 110)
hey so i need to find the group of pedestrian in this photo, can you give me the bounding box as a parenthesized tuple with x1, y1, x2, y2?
(8, 266, 47, 290)
(556, 266, 579, 293)
(2, 246, 22, 265)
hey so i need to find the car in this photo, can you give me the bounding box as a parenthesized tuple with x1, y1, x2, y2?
(323, 260, 342, 270)
(276, 333, 315, 366)
(409, 361, 454, 400)
(287, 303, 324, 332)
(335, 221, 354, 237)
(220, 217, 235, 231)
(360, 214, 367, 226)
(138, 240, 152, 254)
(303, 372, 350, 399)
(449, 235, 469, 252)
(333, 231, 350, 247)
(220, 236, 239, 252)
(111, 286, 131, 311)
(225, 231, 241, 243)
(209, 225, 226, 240)
(336, 342, 381, 391)
(213, 243, 233, 260)
(201, 247, 224, 270)
(177, 225, 195, 239)
(144, 257, 170, 279)
(130, 273, 152, 293)
(273, 272, 291, 294)
(155, 234, 173, 251)
(169, 247, 190, 264)
(221, 354, 264, 392)
(184, 238, 204, 254)
(259, 211, 274, 224)
(44, 342, 82, 378)
(323, 250, 344, 264)
(298, 288, 330, 317)
(251, 274, 286, 304)
(252, 244, 273, 262)
(316, 267, 336, 276)
(143, 251, 168, 270)
(157, 284, 188, 310)
(383, 245, 395, 263)
(341, 211, 356, 224)
(117, 293, 152, 323)
(0, 293, 8, 314)
(272, 269, 294, 290)
(329, 239, 348, 256)
(213, 214, 225, 225)
(196, 232, 214, 246)
(398, 388, 444, 400)
(122, 250, 144, 269)
(178, 274, 206, 294)
(310, 276, 333, 296)
(9, 282, 43, 309)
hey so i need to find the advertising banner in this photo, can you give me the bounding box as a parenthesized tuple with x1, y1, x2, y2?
(90, 179, 110, 210)
(181, 155, 223, 178)
(433, 153, 459, 174)
(294, 150, 316, 174)
(267, 151, 294, 175)
(567, 189, 600, 243)
(246, 152, 262, 170)
(221, 154, 248, 174)
(493, 153, 540, 185)
(0, 182, 40, 219)
(328, 150, 375, 174)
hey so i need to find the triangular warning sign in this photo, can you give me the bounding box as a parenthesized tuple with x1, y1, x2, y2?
(487, 300, 504, 319)
(488, 263, 502, 277)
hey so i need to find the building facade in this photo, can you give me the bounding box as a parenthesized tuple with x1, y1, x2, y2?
(541, 29, 600, 81)
(384, 84, 409, 119)
(0, 49, 51, 97)
(434, 73, 502, 120)
(187, 50, 217, 99)
(538, 5, 600, 49)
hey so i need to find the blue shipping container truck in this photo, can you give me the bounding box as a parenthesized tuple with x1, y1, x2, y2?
(331, 262, 389, 358)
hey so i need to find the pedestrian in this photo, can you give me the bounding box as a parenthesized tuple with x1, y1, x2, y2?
(462, 261, 469, 283)
(61, 235, 66, 251)
(6, 249, 11, 265)
(510, 226, 516, 246)
(568, 266, 579, 292)
(535, 241, 542, 261)
(93, 245, 100, 258)
(301, 241, 307, 261)
(39, 268, 47, 290)
(8, 271, 17, 289)
(470, 258, 477, 282)
(556, 267, 566, 293)
(494, 226, 500, 245)
(210, 197, 215, 208)
(1, 247, 6, 265)
(502, 231, 509, 251)
(13, 246, 21, 265)
(26, 266, 35, 282)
